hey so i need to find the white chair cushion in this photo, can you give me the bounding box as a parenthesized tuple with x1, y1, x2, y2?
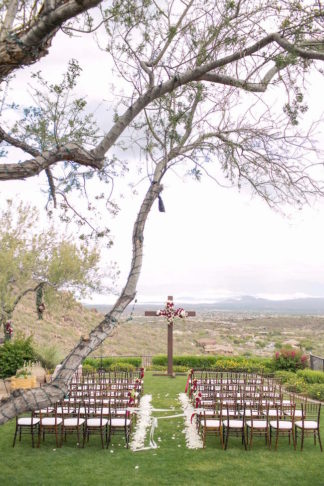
(295, 420, 318, 429)
(63, 418, 85, 426)
(222, 410, 236, 417)
(246, 420, 267, 428)
(87, 418, 108, 427)
(244, 410, 259, 417)
(41, 418, 62, 426)
(223, 419, 244, 428)
(110, 418, 131, 427)
(200, 410, 216, 416)
(270, 420, 292, 429)
(35, 408, 54, 414)
(205, 419, 221, 428)
(293, 410, 303, 418)
(18, 418, 40, 426)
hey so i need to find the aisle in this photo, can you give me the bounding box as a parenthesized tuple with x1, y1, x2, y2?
(132, 372, 188, 451)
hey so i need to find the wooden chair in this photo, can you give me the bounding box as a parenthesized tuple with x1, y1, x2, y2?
(295, 403, 322, 452)
(108, 401, 132, 449)
(13, 413, 40, 448)
(39, 406, 63, 448)
(222, 403, 247, 450)
(84, 401, 108, 449)
(269, 404, 296, 450)
(246, 404, 269, 449)
(62, 403, 85, 447)
(201, 403, 224, 449)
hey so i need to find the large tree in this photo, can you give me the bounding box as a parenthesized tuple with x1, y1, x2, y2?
(0, 200, 103, 336)
(0, 0, 324, 423)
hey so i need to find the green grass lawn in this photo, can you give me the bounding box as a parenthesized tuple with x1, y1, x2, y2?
(0, 373, 323, 486)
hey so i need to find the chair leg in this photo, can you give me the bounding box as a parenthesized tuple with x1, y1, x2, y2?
(318, 429, 323, 452)
(292, 428, 296, 450)
(225, 427, 229, 450)
(13, 426, 18, 447)
(275, 429, 279, 451)
(55, 427, 59, 448)
(31, 427, 35, 448)
(219, 427, 224, 450)
(301, 429, 304, 451)
(242, 428, 247, 451)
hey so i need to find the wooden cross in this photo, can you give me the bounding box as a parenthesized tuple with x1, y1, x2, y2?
(145, 296, 196, 377)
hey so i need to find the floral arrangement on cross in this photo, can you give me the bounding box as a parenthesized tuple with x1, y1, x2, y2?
(156, 298, 187, 325)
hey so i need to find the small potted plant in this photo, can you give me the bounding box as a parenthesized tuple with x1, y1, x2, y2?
(11, 362, 37, 389)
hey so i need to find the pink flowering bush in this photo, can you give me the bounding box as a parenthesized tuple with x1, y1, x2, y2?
(273, 347, 308, 371)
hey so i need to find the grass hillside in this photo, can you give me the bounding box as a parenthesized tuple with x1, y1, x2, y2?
(8, 293, 324, 360)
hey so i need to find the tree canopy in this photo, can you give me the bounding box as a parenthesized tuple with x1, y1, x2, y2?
(0, 0, 324, 423)
(0, 200, 102, 331)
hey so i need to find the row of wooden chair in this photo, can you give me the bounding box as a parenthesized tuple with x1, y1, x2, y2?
(13, 370, 143, 449)
(200, 402, 322, 451)
(13, 400, 134, 449)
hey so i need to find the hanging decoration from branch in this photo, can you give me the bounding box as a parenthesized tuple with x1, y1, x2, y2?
(158, 195, 165, 212)
(4, 321, 13, 341)
(36, 284, 46, 320)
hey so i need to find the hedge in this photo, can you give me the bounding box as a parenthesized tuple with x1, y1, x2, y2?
(296, 369, 324, 384)
(275, 369, 324, 400)
(83, 357, 141, 371)
(152, 355, 273, 373)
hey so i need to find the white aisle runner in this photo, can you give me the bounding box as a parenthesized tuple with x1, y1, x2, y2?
(178, 393, 203, 449)
(130, 394, 154, 451)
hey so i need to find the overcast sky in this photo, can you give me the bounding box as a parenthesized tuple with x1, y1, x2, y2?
(2, 27, 324, 305)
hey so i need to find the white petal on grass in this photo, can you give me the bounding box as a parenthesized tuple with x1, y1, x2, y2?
(178, 393, 203, 449)
(130, 394, 153, 451)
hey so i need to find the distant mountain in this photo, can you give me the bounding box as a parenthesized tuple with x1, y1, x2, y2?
(198, 295, 324, 314)
(86, 296, 324, 315)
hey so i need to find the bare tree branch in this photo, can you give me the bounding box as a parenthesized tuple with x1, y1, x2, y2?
(0, 0, 102, 80)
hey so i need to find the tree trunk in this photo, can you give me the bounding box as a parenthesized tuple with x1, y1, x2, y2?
(0, 163, 165, 425)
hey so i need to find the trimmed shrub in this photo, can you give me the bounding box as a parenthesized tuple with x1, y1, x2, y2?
(0, 336, 37, 378)
(297, 369, 324, 384)
(82, 363, 96, 374)
(272, 348, 308, 371)
(307, 384, 324, 401)
(152, 355, 272, 373)
(83, 357, 141, 371)
(274, 371, 296, 383)
(110, 362, 135, 372)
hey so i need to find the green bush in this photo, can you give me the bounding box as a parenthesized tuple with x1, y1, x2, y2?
(274, 370, 296, 383)
(152, 355, 272, 373)
(82, 363, 96, 374)
(0, 336, 37, 378)
(110, 362, 135, 372)
(83, 357, 141, 371)
(36, 345, 61, 371)
(272, 348, 308, 371)
(307, 384, 324, 401)
(283, 376, 308, 394)
(297, 369, 324, 384)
